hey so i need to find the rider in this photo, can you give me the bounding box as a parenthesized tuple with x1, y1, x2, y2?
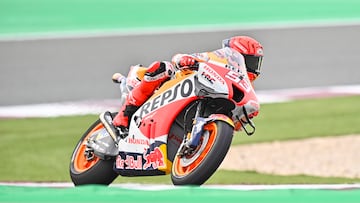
(100, 36, 264, 139)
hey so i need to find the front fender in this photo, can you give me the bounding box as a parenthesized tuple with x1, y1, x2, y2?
(186, 114, 234, 147)
(208, 114, 234, 128)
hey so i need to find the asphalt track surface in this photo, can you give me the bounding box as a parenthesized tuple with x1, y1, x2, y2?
(1, 24, 360, 106)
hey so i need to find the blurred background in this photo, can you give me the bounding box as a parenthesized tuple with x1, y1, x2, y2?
(0, 0, 360, 106)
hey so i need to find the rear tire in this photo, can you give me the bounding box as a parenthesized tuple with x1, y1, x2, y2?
(69, 119, 118, 186)
(171, 120, 233, 185)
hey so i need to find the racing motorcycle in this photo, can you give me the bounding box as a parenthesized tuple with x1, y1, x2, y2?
(69, 49, 259, 186)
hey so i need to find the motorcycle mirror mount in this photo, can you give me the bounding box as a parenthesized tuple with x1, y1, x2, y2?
(239, 106, 256, 136)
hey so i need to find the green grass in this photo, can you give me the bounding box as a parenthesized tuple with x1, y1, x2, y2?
(0, 96, 359, 184)
(232, 95, 360, 145)
(0, 116, 96, 181)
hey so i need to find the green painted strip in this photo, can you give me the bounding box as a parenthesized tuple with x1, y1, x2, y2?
(1, 0, 360, 36)
(1, 185, 360, 203)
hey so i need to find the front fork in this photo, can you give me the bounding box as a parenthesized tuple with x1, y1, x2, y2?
(178, 100, 205, 157)
(177, 101, 234, 157)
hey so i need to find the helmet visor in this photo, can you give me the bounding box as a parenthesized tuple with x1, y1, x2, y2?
(243, 54, 263, 75)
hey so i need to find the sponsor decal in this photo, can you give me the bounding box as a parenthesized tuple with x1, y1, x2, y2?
(116, 155, 143, 170)
(126, 137, 149, 145)
(115, 147, 165, 170)
(201, 71, 216, 84)
(139, 78, 194, 118)
(143, 147, 164, 169)
(202, 65, 225, 85)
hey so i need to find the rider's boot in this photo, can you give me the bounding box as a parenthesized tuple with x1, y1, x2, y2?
(100, 97, 139, 139)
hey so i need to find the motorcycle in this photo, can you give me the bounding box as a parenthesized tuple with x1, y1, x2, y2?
(69, 49, 259, 186)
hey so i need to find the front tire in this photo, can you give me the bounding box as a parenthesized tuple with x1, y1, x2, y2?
(171, 121, 233, 185)
(69, 119, 118, 186)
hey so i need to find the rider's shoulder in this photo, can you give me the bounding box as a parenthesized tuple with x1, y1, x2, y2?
(210, 47, 237, 55)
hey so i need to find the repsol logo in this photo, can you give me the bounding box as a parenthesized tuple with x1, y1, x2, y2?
(139, 79, 194, 118)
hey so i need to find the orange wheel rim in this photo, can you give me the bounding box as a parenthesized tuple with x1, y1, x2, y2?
(173, 122, 217, 176)
(73, 123, 103, 173)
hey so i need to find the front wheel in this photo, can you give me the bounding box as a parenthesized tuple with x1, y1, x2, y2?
(171, 121, 234, 185)
(69, 119, 118, 186)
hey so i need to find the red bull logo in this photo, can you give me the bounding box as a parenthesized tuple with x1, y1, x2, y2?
(143, 147, 164, 169)
(116, 155, 142, 170)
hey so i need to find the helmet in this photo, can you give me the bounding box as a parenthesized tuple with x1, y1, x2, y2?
(222, 36, 264, 81)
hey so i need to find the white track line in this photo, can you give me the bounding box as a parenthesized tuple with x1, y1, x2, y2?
(1, 182, 360, 190)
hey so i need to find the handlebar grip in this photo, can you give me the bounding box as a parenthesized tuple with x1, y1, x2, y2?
(112, 73, 125, 83)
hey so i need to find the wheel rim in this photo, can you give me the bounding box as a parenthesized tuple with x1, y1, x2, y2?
(173, 122, 217, 177)
(73, 123, 103, 173)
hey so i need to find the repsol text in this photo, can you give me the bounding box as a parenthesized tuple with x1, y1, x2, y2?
(139, 78, 194, 118)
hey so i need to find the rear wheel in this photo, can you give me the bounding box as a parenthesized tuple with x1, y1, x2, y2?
(171, 120, 233, 185)
(69, 119, 118, 186)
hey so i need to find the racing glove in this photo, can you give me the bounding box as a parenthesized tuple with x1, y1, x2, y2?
(172, 54, 198, 69)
